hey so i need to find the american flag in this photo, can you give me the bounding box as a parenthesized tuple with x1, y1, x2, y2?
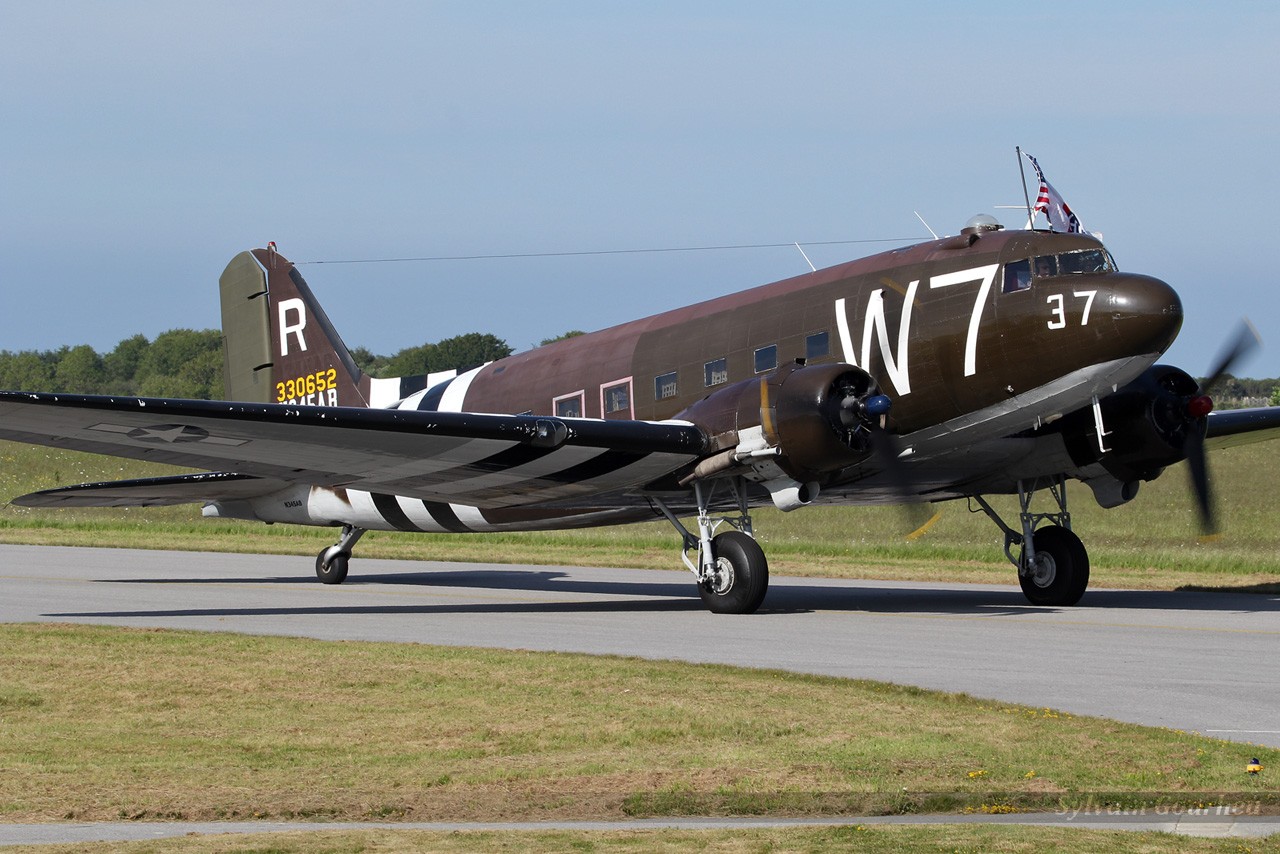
(1025, 153, 1083, 233)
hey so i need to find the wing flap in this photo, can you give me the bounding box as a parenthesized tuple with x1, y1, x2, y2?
(0, 392, 706, 508)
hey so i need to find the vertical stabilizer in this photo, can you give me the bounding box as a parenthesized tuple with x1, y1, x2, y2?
(219, 251, 275, 403)
(219, 247, 371, 407)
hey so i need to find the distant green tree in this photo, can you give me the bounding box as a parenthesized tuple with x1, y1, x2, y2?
(435, 332, 512, 371)
(357, 351, 397, 377)
(1216, 375, 1246, 400)
(0, 350, 55, 392)
(53, 344, 106, 393)
(539, 330, 586, 347)
(180, 347, 225, 400)
(350, 346, 378, 373)
(1202, 374, 1280, 409)
(136, 373, 186, 398)
(381, 343, 439, 377)
(103, 334, 150, 390)
(136, 329, 221, 385)
(1270, 386, 1280, 407)
(379, 332, 513, 377)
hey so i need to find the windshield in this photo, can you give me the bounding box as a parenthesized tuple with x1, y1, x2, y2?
(1046, 248, 1113, 275)
(1002, 248, 1116, 293)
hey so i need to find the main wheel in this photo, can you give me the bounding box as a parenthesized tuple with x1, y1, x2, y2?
(1018, 525, 1089, 606)
(316, 549, 350, 585)
(698, 530, 769, 614)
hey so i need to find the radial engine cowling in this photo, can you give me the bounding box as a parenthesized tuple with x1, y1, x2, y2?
(675, 362, 889, 501)
(1064, 364, 1204, 485)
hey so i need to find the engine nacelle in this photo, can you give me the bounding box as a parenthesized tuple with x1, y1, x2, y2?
(675, 361, 886, 489)
(1061, 364, 1204, 484)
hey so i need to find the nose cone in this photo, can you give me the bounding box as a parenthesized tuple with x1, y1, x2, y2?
(1106, 273, 1183, 356)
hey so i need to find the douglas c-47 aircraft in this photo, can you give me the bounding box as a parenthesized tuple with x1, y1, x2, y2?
(3, 213, 1279, 614)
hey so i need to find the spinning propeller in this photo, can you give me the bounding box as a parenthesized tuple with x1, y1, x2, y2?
(1183, 320, 1260, 535)
(831, 377, 932, 529)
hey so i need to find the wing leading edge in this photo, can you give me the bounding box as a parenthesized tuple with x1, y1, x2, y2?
(0, 391, 707, 509)
(1205, 406, 1280, 450)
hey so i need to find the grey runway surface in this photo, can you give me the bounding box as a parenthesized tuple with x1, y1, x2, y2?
(2, 813, 1280, 845)
(2, 543, 1278, 748)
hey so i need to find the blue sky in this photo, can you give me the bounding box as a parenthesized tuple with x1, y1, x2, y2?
(3, 1, 1278, 376)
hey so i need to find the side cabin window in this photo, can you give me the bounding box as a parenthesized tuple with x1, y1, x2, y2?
(754, 345, 778, 374)
(1003, 259, 1031, 293)
(601, 378, 633, 419)
(553, 390, 584, 418)
(704, 357, 728, 387)
(805, 330, 830, 360)
(654, 371, 677, 400)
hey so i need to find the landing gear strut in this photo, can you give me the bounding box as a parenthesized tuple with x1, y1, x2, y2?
(653, 476, 769, 614)
(972, 476, 1090, 606)
(316, 524, 366, 584)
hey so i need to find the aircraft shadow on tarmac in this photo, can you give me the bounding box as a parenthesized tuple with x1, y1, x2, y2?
(66, 565, 1280, 620)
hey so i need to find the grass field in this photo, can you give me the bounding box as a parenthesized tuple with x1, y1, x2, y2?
(1, 625, 1276, 825)
(3, 438, 1280, 591)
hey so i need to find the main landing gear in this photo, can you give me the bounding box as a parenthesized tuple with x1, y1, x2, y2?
(653, 476, 769, 615)
(971, 475, 1090, 606)
(315, 524, 366, 585)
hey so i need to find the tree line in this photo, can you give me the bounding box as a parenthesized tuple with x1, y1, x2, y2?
(0, 330, 516, 399)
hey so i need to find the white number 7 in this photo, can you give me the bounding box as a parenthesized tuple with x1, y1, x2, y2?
(1074, 289, 1097, 325)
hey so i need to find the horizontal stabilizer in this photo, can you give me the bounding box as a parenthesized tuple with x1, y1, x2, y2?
(12, 472, 286, 508)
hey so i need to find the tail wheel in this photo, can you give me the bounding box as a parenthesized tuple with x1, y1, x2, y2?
(316, 550, 350, 585)
(1018, 525, 1089, 606)
(699, 530, 769, 615)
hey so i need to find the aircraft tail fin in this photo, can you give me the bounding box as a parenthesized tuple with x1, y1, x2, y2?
(219, 246, 453, 408)
(220, 246, 391, 407)
(219, 246, 370, 406)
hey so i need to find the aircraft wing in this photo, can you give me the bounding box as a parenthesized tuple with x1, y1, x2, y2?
(1205, 406, 1280, 450)
(0, 391, 706, 508)
(11, 472, 290, 507)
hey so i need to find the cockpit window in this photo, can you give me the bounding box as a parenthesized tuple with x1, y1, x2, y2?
(1005, 248, 1115, 293)
(1057, 248, 1112, 274)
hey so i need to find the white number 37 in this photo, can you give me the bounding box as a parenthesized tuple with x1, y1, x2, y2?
(1047, 290, 1097, 330)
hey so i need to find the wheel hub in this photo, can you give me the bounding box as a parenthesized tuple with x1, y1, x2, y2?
(1026, 551, 1057, 589)
(706, 555, 736, 595)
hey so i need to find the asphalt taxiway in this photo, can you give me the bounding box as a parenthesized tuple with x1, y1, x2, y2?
(2, 812, 1280, 845)
(2, 543, 1276, 749)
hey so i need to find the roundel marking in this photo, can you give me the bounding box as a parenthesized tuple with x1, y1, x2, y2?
(127, 424, 211, 444)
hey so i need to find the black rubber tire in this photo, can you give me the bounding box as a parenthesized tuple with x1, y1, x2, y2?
(698, 530, 769, 614)
(1018, 525, 1089, 606)
(316, 550, 350, 585)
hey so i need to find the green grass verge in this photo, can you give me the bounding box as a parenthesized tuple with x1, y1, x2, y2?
(1, 624, 1276, 825)
(3, 439, 1280, 591)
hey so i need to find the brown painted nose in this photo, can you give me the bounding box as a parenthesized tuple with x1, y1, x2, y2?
(1106, 273, 1183, 355)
